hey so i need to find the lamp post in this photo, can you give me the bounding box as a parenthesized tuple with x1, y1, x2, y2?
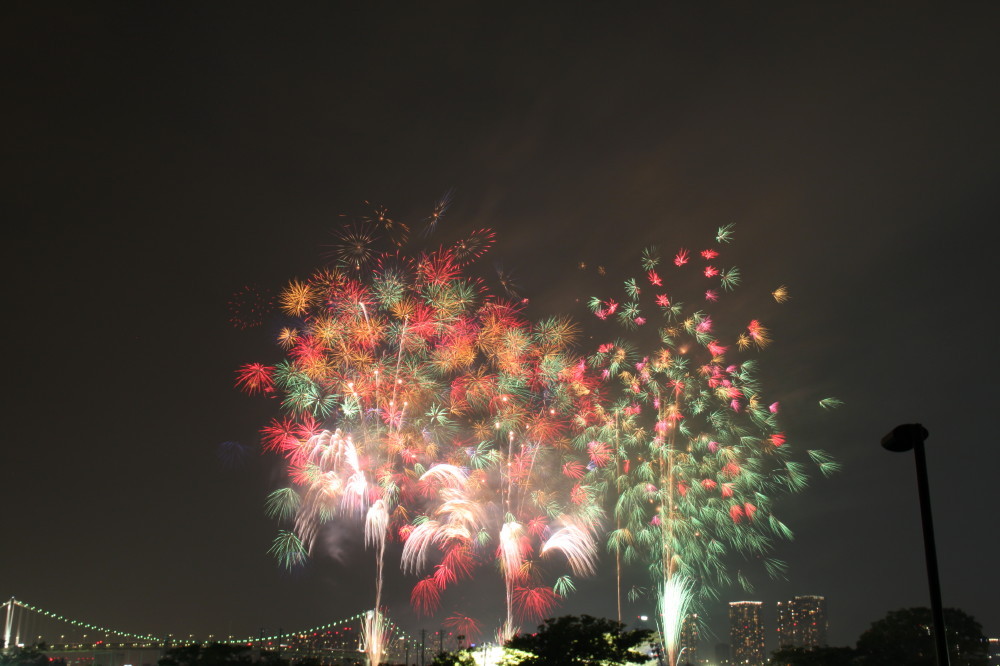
(881, 423, 949, 666)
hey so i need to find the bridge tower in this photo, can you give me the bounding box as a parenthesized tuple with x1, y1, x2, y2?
(4, 597, 14, 649)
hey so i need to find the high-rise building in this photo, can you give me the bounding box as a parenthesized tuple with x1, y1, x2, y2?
(776, 600, 794, 648)
(729, 601, 765, 666)
(776, 595, 828, 648)
(796, 595, 828, 647)
(678, 613, 698, 665)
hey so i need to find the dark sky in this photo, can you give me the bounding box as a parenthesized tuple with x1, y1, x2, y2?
(3, 1, 998, 654)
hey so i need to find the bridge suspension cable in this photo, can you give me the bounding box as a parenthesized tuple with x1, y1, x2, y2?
(2, 597, 420, 655)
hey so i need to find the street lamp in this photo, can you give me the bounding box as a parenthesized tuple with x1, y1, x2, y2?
(881, 423, 949, 666)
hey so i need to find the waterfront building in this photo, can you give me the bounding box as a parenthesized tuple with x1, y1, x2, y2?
(728, 601, 765, 666)
(678, 613, 698, 664)
(776, 595, 828, 648)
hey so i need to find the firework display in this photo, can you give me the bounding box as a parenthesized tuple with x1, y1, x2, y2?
(235, 203, 838, 665)
(583, 224, 839, 665)
(236, 201, 606, 661)
(228, 284, 275, 329)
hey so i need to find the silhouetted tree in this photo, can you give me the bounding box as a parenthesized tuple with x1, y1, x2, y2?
(158, 643, 253, 666)
(505, 615, 652, 666)
(428, 650, 476, 666)
(289, 658, 322, 666)
(257, 651, 288, 666)
(0, 645, 64, 666)
(856, 607, 987, 666)
(771, 645, 856, 665)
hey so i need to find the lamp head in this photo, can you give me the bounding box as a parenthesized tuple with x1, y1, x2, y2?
(881, 423, 928, 452)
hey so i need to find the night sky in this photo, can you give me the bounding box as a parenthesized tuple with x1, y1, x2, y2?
(4, 2, 999, 655)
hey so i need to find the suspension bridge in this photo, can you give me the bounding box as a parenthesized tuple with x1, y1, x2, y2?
(1, 598, 442, 666)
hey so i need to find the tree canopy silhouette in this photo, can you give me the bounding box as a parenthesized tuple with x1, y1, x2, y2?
(856, 607, 988, 666)
(0, 645, 65, 666)
(771, 645, 856, 666)
(158, 643, 254, 666)
(505, 615, 652, 666)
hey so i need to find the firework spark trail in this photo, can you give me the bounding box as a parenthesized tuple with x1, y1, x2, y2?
(540, 521, 598, 576)
(360, 609, 392, 666)
(365, 499, 390, 608)
(658, 575, 694, 666)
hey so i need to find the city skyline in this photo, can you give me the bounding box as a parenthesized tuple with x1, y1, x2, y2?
(8, 592, 993, 665)
(3, 1, 999, 654)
